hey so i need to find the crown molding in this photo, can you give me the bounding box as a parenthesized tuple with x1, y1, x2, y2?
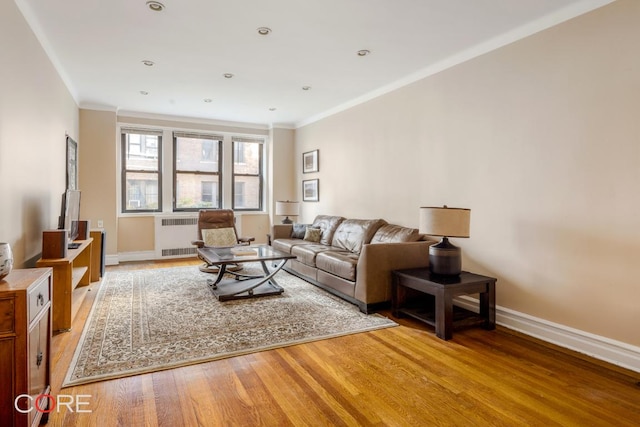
(116, 110, 270, 130)
(14, 0, 79, 104)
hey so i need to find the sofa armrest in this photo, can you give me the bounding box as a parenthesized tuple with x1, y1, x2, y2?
(356, 241, 434, 305)
(271, 224, 293, 240)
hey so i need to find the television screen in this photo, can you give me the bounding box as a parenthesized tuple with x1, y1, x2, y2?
(59, 190, 81, 243)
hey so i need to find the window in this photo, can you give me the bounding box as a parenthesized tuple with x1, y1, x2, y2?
(232, 138, 263, 210)
(121, 129, 162, 212)
(120, 127, 267, 214)
(174, 132, 222, 210)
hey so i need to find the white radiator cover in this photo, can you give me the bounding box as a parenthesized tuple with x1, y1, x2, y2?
(154, 214, 199, 258)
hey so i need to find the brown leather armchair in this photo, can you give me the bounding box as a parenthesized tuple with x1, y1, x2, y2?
(191, 209, 254, 247)
(191, 209, 255, 272)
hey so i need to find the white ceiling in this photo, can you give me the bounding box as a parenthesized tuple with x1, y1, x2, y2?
(16, 0, 611, 128)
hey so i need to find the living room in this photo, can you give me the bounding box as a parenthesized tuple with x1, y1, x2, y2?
(2, 0, 639, 424)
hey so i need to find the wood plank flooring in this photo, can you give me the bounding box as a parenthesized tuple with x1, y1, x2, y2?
(47, 259, 640, 426)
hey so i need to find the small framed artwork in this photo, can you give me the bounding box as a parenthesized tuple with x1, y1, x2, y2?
(303, 179, 319, 202)
(303, 149, 319, 173)
(66, 136, 78, 190)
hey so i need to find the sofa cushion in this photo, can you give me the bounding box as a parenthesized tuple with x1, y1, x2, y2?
(311, 215, 345, 245)
(272, 238, 311, 254)
(291, 244, 336, 267)
(331, 219, 386, 254)
(303, 227, 322, 242)
(370, 224, 421, 243)
(291, 223, 310, 239)
(316, 251, 359, 282)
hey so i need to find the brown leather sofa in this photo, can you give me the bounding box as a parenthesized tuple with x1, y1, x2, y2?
(271, 215, 435, 313)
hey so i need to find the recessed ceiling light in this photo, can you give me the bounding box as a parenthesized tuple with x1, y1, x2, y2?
(357, 49, 371, 57)
(146, 1, 165, 12)
(223, 73, 234, 79)
(140, 91, 149, 95)
(204, 98, 212, 103)
(257, 27, 272, 36)
(269, 107, 277, 111)
(302, 86, 311, 91)
(141, 60, 155, 66)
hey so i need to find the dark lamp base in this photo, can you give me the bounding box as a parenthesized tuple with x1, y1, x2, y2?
(281, 216, 293, 224)
(429, 237, 462, 276)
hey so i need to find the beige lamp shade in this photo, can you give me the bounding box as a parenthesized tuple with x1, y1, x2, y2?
(419, 206, 470, 238)
(275, 201, 300, 217)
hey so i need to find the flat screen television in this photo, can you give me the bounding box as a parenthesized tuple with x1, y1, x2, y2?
(58, 189, 81, 247)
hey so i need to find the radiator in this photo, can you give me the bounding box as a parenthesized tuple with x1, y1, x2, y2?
(154, 215, 199, 258)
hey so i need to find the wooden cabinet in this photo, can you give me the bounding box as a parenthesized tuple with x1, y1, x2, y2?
(0, 268, 52, 427)
(36, 239, 96, 332)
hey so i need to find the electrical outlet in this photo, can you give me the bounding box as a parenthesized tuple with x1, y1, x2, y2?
(97, 220, 104, 228)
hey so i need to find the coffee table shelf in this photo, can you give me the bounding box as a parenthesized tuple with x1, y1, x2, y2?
(197, 245, 296, 301)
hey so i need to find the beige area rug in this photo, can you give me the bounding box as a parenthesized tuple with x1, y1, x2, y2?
(63, 264, 396, 387)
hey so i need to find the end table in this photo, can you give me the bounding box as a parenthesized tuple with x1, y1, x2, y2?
(392, 268, 497, 340)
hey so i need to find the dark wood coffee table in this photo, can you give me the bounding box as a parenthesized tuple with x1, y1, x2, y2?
(196, 245, 296, 301)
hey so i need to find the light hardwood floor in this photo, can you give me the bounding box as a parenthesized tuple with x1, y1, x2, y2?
(47, 259, 640, 426)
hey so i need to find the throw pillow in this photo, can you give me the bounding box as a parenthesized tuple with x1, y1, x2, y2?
(303, 227, 322, 242)
(202, 227, 237, 247)
(291, 223, 310, 239)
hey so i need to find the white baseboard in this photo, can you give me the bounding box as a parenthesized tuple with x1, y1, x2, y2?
(112, 251, 198, 264)
(115, 250, 156, 263)
(455, 296, 640, 373)
(105, 254, 120, 266)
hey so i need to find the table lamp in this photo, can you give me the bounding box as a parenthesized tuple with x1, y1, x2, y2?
(275, 201, 300, 224)
(419, 206, 470, 276)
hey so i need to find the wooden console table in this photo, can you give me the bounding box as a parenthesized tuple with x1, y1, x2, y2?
(36, 238, 98, 332)
(392, 268, 497, 340)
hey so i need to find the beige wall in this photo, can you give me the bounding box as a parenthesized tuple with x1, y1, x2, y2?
(0, 0, 78, 267)
(295, 0, 640, 347)
(117, 216, 155, 252)
(79, 109, 117, 255)
(269, 128, 296, 224)
(238, 214, 270, 245)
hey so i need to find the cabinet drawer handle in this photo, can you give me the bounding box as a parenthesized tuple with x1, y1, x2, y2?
(36, 351, 43, 367)
(37, 293, 45, 306)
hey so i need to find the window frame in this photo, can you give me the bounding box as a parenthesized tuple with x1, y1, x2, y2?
(120, 129, 163, 213)
(231, 137, 264, 211)
(172, 132, 223, 212)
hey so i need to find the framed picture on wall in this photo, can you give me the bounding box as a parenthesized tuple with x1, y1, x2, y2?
(66, 136, 78, 190)
(303, 149, 319, 173)
(303, 179, 319, 202)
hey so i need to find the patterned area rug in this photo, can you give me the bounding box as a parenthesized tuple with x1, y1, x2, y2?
(63, 265, 396, 387)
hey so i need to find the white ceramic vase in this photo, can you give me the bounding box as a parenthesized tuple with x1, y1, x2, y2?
(0, 243, 13, 280)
